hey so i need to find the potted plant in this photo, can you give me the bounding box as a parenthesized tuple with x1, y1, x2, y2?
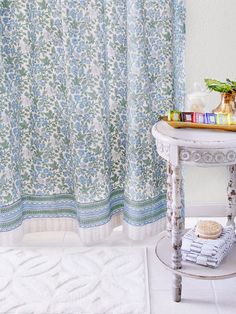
(205, 79, 236, 114)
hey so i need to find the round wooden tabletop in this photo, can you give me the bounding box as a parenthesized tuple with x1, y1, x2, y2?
(155, 232, 236, 280)
(152, 121, 236, 149)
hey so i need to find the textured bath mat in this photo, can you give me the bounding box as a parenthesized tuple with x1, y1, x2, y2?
(0, 247, 150, 314)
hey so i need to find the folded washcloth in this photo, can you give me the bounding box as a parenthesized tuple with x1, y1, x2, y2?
(181, 225, 235, 268)
(182, 226, 235, 254)
(182, 239, 232, 267)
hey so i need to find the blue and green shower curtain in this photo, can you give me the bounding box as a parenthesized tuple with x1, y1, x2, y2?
(0, 0, 185, 243)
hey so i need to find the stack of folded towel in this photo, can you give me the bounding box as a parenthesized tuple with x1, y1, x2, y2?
(182, 225, 235, 268)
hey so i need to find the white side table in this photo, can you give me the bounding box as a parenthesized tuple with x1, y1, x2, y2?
(152, 121, 236, 302)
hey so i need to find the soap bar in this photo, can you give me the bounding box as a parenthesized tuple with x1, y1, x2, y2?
(181, 112, 193, 122)
(229, 114, 236, 125)
(216, 113, 230, 125)
(167, 110, 181, 121)
(192, 112, 204, 124)
(204, 113, 216, 124)
(195, 220, 222, 239)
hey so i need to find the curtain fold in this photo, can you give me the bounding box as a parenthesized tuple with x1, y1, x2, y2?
(0, 0, 185, 244)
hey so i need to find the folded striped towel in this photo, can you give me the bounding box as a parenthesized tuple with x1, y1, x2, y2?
(181, 226, 235, 268)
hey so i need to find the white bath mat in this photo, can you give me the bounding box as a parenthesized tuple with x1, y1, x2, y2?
(0, 247, 150, 314)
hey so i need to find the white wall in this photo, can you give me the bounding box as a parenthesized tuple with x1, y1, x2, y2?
(184, 0, 236, 214)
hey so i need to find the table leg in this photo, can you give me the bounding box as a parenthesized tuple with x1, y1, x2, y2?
(180, 175, 185, 231)
(167, 162, 173, 237)
(171, 165, 184, 302)
(227, 165, 236, 230)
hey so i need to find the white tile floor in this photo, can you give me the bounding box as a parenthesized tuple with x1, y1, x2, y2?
(20, 217, 236, 314)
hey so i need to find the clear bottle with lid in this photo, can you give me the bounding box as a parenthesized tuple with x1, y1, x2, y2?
(186, 82, 207, 113)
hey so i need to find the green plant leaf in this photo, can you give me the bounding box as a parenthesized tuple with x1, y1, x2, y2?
(204, 79, 233, 93)
(226, 79, 236, 93)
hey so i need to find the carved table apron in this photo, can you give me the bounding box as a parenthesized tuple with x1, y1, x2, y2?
(152, 121, 236, 302)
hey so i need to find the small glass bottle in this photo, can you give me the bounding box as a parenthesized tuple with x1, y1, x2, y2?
(186, 82, 207, 113)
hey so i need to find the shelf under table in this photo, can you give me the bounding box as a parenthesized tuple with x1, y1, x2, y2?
(155, 231, 236, 280)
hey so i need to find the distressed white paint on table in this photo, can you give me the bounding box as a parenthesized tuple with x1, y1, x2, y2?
(152, 121, 236, 302)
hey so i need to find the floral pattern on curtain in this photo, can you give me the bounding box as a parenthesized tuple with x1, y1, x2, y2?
(0, 0, 185, 242)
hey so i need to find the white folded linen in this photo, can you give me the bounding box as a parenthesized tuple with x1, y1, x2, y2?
(181, 225, 235, 268)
